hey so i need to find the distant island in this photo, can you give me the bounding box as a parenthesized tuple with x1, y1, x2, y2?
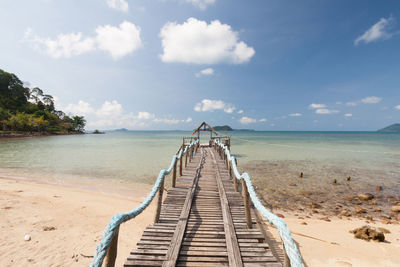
(213, 125, 255, 132)
(0, 68, 85, 136)
(378, 123, 400, 132)
(213, 125, 233, 131)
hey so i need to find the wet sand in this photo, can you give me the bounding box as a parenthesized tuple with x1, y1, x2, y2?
(242, 160, 400, 224)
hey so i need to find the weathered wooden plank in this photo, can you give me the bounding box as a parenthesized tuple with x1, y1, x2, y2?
(162, 149, 204, 267)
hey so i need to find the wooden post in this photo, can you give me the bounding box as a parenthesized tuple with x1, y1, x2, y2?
(189, 147, 192, 163)
(185, 148, 188, 167)
(228, 161, 232, 180)
(172, 160, 177, 188)
(154, 178, 165, 223)
(179, 146, 183, 177)
(241, 179, 252, 229)
(104, 226, 120, 267)
(233, 158, 238, 191)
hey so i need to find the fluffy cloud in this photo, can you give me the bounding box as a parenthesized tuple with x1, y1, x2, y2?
(315, 109, 339, 114)
(63, 100, 192, 129)
(96, 21, 142, 59)
(137, 111, 155, 120)
(96, 100, 123, 117)
(309, 103, 326, 109)
(24, 21, 142, 59)
(237, 110, 244, 114)
(395, 105, 400, 110)
(288, 113, 302, 117)
(355, 16, 394, 46)
(259, 118, 267, 122)
(361, 96, 382, 104)
(64, 100, 94, 115)
(194, 99, 235, 113)
(160, 18, 255, 64)
(240, 116, 257, 124)
(195, 68, 214, 77)
(344, 113, 352, 117)
(106, 0, 128, 12)
(24, 29, 95, 58)
(186, 0, 215, 10)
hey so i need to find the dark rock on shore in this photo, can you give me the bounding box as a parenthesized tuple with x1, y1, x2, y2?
(350, 225, 385, 242)
(358, 193, 374, 201)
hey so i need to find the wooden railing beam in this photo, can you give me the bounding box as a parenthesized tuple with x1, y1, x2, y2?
(104, 226, 120, 267)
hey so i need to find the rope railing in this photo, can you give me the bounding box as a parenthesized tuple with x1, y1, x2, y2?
(90, 139, 199, 267)
(213, 139, 304, 267)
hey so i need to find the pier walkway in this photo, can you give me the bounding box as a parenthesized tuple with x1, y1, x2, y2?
(125, 146, 281, 266)
(91, 123, 303, 267)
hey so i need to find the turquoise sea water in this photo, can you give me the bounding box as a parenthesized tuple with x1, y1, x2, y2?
(0, 131, 399, 201)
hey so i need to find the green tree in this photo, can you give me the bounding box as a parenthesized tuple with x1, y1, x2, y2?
(72, 116, 86, 132)
(0, 69, 29, 111)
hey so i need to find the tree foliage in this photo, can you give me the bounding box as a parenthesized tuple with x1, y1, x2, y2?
(0, 68, 85, 133)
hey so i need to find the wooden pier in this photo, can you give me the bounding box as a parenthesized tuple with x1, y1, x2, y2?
(123, 145, 282, 266)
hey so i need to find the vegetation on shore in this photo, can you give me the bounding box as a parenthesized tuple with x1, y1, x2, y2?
(0, 68, 85, 134)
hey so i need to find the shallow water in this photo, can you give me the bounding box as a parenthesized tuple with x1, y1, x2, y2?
(1, 131, 399, 218)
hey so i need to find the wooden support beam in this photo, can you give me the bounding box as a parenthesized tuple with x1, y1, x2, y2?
(172, 160, 177, 188)
(179, 146, 183, 176)
(241, 179, 252, 229)
(154, 178, 165, 223)
(104, 226, 120, 267)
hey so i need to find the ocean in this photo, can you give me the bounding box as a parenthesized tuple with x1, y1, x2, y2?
(1, 131, 399, 214)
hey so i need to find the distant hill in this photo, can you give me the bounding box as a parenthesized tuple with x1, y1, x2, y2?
(213, 125, 255, 132)
(213, 125, 233, 131)
(113, 128, 129, 132)
(378, 124, 400, 132)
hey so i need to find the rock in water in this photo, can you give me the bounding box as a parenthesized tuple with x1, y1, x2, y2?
(391, 206, 400, 212)
(24, 234, 31, 241)
(358, 193, 374, 201)
(350, 226, 385, 242)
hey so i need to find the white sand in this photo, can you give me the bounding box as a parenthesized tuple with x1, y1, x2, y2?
(1, 177, 400, 267)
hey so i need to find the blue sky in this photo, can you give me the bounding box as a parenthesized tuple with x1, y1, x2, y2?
(1, 0, 399, 130)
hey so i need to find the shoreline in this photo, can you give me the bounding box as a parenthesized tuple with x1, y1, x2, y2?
(0, 131, 85, 138)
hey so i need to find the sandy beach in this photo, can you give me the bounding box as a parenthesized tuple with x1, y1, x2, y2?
(1, 177, 400, 267)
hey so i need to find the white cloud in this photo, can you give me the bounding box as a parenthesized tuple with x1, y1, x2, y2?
(361, 96, 382, 104)
(153, 118, 180, 124)
(106, 0, 129, 12)
(186, 117, 193, 122)
(315, 109, 339, 114)
(137, 111, 155, 120)
(346, 101, 358, 107)
(288, 113, 302, 117)
(309, 103, 326, 109)
(336, 101, 343, 105)
(194, 99, 235, 113)
(185, 0, 215, 10)
(160, 18, 255, 64)
(344, 113, 353, 117)
(64, 100, 94, 115)
(24, 28, 95, 58)
(237, 110, 243, 114)
(259, 118, 267, 122)
(240, 116, 257, 124)
(24, 21, 142, 60)
(395, 105, 400, 110)
(96, 100, 123, 117)
(195, 68, 214, 77)
(355, 16, 394, 46)
(96, 21, 142, 59)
